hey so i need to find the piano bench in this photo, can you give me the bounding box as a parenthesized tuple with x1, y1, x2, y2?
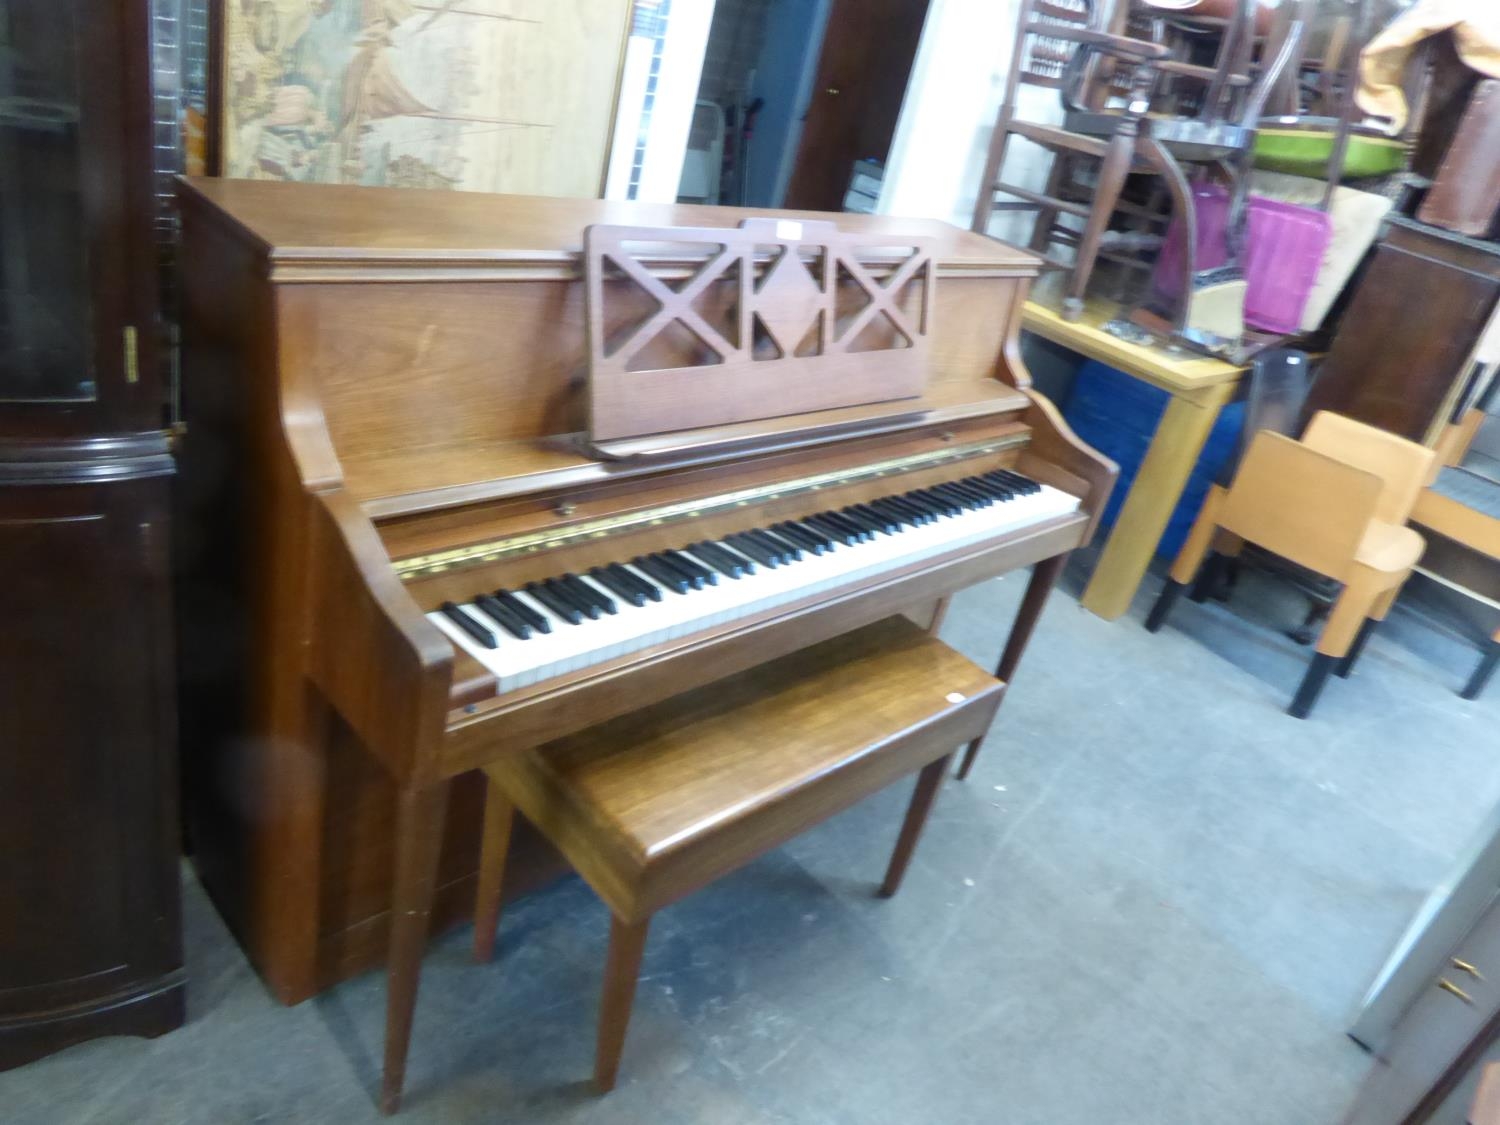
(472, 615, 1004, 1094)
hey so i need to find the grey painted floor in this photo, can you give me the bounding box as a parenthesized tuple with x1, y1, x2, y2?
(5, 559, 1498, 1125)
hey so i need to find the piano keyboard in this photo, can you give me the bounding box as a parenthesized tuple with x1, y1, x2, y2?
(427, 469, 1080, 693)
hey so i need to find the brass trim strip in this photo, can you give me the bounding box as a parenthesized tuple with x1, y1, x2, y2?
(394, 433, 1027, 580)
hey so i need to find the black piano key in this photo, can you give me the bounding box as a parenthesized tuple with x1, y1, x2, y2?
(440, 601, 498, 649)
(817, 512, 869, 543)
(651, 552, 706, 590)
(688, 541, 750, 577)
(664, 549, 718, 586)
(495, 589, 552, 634)
(771, 521, 827, 554)
(632, 555, 692, 594)
(913, 489, 961, 517)
(805, 512, 861, 545)
(894, 495, 942, 522)
(587, 566, 648, 607)
(524, 581, 586, 625)
(474, 593, 532, 640)
(930, 483, 977, 510)
(562, 573, 617, 615)
(748, 528, 800, 562)
(977, 471, 1018, 497)
(607, 562, 663, 603)
(967, 475, 1011, 501)
(947, 481, 993, 507)
(991, 468, 1039, 493)
(724, 533, 779, 567)
(865, 498, 912, 525)
(882, 496, 931, 525)
(850, 503, 899, 534)
(547, 576, 602, 620)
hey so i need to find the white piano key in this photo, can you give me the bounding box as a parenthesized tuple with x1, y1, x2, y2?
(429, 482, 1081, 693)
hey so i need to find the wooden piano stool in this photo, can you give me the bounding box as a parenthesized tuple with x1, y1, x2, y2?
(469, 617, 1003, 1096)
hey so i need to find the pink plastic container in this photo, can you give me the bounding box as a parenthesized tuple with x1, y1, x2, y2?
(1152, 183, 1331, 334)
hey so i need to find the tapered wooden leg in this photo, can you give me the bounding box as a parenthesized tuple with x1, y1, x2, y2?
(881, 753, 952, 898)
(473, 779, 515, 963)
(595, 916, 651, 1094)
(381, 782, 450, 1116)
(957, 552, 1068, 780)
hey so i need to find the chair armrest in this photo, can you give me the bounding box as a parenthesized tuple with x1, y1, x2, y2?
(1033, 24, 1172, 61)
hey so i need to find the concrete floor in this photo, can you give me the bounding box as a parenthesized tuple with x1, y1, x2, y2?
(5, 559, 1498, 1125)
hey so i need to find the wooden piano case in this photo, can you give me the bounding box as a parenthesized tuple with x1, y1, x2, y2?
(174, 179, 1114, 1008)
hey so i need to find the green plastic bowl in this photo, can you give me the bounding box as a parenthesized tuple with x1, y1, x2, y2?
(1254, 122, 1405, 178)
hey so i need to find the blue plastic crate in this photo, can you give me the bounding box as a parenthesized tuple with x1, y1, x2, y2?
(1063, 359, 1245, 561)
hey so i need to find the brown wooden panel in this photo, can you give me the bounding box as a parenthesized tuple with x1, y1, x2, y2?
(1307, 226, 1500, 441)
(0, 475, 182, 1064)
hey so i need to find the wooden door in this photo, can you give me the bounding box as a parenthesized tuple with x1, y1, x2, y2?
(781, 0, 931, 212)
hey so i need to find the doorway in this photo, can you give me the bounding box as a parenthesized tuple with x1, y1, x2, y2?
(680, 0, 931, 211)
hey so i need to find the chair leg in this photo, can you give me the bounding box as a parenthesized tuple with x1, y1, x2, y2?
(1335, 618, 1378, 679)
(380, 782, 451, 1116)
(1289, 653, 1338, 719)
(1296, 572, 1383, 719)
(1145, 579, 1187, 633)
(881, 753, 952, 898)
(1064, 123, 1138, 321)
(1462, 637, 1500, 701)
(595, 916, 651, 1095)
(1188, 551, 1223, 603)
(473, 779, 515, 963)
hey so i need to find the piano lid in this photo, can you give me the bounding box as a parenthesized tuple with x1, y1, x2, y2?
(176, 178, 1040, 283)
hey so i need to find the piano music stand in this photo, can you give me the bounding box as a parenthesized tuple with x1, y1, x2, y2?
(585, 218, 935, 451)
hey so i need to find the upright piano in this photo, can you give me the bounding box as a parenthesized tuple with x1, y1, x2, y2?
(175, 181, 1114, 1038)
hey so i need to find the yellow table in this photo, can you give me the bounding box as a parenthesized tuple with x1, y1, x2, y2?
(1021, 287, 1246, 620)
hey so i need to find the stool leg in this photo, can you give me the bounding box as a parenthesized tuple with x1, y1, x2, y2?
(1335, 618, 1378, 679)
(1188, 551, 1222, 603)
(881, 753, 952, 898)
(381, 782, 450, 1116)
(1462, 637, 1500, 701)
(595, 915, 651, 1094)
(473, 780, 515, 963)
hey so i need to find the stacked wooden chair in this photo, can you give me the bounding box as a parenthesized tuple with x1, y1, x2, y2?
(970, 0, 1303, 339)
(1146, 411, 1434, 717)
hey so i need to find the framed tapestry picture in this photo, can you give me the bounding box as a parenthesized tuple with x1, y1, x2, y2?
(218, 0, 633, 195)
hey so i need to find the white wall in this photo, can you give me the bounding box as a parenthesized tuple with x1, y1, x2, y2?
(878, 0, 1062, 243)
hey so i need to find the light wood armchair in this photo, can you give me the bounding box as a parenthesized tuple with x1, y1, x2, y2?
(1146, 411, 1433, 717)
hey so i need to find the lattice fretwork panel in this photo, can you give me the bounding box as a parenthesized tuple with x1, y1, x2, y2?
(585, 218, 934, 443)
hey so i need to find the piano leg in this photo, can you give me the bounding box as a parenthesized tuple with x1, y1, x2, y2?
(473, 783, 515, 964)
(956, 552, 1070, 780)
(380, 781, 450, 1116)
